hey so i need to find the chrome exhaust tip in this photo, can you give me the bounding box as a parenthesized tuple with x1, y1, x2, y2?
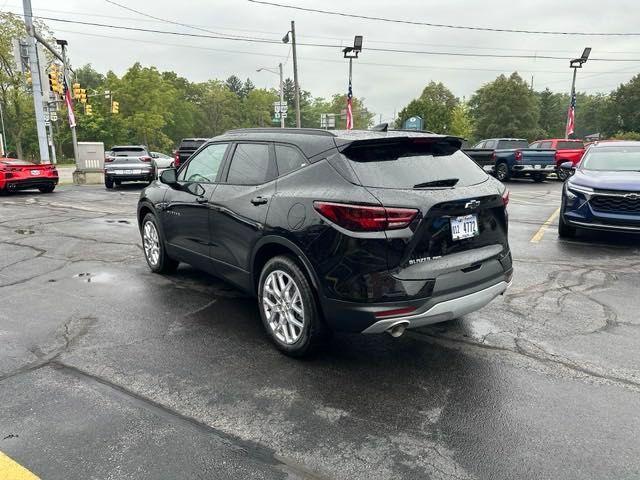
(386, 321, 410, 338)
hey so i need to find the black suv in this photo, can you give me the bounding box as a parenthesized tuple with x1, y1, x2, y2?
(138, 128, 512, 356)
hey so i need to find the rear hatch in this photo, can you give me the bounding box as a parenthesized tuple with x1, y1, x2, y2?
(340, 137, 509, 284)
(106, 147, 152, 172)
(516, 148, 556, 166)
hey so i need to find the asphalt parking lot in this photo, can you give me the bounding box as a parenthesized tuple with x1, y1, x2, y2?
(1, 180, 639, 480)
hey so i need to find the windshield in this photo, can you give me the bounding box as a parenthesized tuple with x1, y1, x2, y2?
(497, 140, 528, 149)
(344, 142, 487, 189)
(557, 141, 584, 150)
(581, 146, 640, 171)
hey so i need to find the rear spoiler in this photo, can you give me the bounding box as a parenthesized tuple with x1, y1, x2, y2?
(337, 135, 463, 159)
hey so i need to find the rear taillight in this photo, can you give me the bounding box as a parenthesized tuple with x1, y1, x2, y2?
(174, 151, 180, 167)
(514, 150, 522, 162)
(140, 156, 152, 162)
(105, 156, 115, 163)
(490, 152, 496, 161)
(313, 201, 418, 232)
(502, 189, 510, 207)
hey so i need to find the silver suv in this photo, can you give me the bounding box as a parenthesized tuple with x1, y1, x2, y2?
(104, 145, 154, 189)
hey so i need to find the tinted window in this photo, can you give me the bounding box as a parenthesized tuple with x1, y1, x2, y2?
(275, 145, 308, 176)
(539, 141, 553, 149)
(344, 142, 487, 189)
(179, 143, 228, 182)
(180, 140, 206, 149)
(581, 146, 640, 171)
(112, 147, 147, 156)
(497, 140, 529, 149)
(227, 143, 274, 185)
(485, 140, 497, 149)
(556, 141, 584, 150)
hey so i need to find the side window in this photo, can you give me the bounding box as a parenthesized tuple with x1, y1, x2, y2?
(275, 144, 308, 176)
(226, 143, 275, 185)
(539, 141, 553, 149)
(530, 142, 539, 149)
(485, 140, 497, 149)
(178, 143, 228, 183)
(473, 141, 485, 149)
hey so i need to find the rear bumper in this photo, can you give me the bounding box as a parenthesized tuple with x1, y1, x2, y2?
(2, 177, 58, 191)
(565, 217, 640, 233)
(319, 273, 512, 333)
(362, 280, 510, 333)
(512, 164, 555, 173)
(105, 171, 154, 182)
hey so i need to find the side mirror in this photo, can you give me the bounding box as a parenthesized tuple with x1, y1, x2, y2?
(160, 168, 178, 186)
(560, 161, 575, 171)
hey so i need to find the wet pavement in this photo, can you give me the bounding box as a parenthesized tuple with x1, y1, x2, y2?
(0, 182, 639, 479)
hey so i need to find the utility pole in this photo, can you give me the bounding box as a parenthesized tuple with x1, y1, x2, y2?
(290, 21, 301, 128)
(22, 0, 50, 163)
(278, 62, 285, 128)
(58, 40, 78, 163)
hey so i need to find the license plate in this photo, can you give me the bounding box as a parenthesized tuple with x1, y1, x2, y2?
(450, 214, 479, 241)
(119, 170, 133, 175)
(30, 170, 41, 176)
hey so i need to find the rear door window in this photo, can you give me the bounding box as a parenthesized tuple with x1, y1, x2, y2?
(497, 140, 528, 149)
(226, 143, 275, 185)
(473, 141, 486, 149)
(539, 141, 553, 149)
(343, 141, 488, 189)
(485, 140, 497, 149)
(275, 144, 308, 176)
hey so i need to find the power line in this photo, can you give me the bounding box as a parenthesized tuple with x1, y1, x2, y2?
(10, 11, 640, 62)
(247, 0, 640, 37)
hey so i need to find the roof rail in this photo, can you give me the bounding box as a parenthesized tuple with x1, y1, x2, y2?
(224, 127, 336, 137)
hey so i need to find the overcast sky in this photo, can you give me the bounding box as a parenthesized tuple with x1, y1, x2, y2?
(4, 0, 639, 122)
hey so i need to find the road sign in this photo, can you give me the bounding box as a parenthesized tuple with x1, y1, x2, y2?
(320, 113, 336, 129)
(50, 112, 58, 121)
(404, 116, 424, 130)
(43, 111, 50, 121)
(273, 102, 288, 113)
(274, 112, 288, 119)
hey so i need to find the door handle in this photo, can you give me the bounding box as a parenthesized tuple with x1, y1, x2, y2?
(196, 196, 208, 204)
(251, 196, 269, 206)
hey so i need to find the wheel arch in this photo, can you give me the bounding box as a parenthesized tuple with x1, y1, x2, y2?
(251, 236, 321, 296)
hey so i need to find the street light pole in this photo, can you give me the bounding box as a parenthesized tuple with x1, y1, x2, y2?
(290, 21, 301, 128)
(566, 47, 591, 140)
(278, 62, 284, 128)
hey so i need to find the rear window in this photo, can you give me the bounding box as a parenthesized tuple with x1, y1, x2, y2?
(497, 140, 529, 149)
(556, 141, 584, 150)
(343, 141, 487, 189)
(0, 159, 34, 165)
(111, 147, 147, 156)
(180, 140, 206, 149)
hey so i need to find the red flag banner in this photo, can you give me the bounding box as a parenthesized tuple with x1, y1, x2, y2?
(565, 92, 576, 138)
(346, 81, 353, 130)
(63, 77, 76, 128)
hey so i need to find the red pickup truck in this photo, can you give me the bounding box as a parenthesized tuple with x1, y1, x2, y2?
(529, 139, 585, 181)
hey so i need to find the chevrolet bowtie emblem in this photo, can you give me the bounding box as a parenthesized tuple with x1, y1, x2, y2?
(464, 200, 481, 209)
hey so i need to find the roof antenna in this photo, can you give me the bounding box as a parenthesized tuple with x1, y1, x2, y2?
(371, 123, 388, 132)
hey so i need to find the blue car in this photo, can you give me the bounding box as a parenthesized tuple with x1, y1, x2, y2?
(559, 141, 640, 237)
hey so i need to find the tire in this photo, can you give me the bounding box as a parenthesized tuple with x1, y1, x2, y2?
(141, 213, 179, 273)
(258, 255, 327, 357)
(532, 174, 546, 183)
(105, 177, 114, 189)
(558, 213, 576, 238)
(115, 180, 122, 186)
(38, 184, 55, 193)
(495, 162, 510, 182)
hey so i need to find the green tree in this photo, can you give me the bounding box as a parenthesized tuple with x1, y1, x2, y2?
(225, 75, 243, 97)
(396, 81, 458, 133)
(241, 78, 255, 99)
(199, 80, 242, 136)
(469, 72, 540, 140)
(242, 88, 277, 127)
(610, 74, 640, 134)
(449, 102, 474, 139)
(74, 64, 105, 91)
(536, 88, 568, 138)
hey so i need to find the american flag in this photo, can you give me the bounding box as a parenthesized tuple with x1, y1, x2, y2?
(565, 92, 576, 137)
(63, 77, 76, 128)
(346, 80, 353, 130)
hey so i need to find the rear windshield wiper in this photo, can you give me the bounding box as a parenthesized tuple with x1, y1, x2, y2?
(413, 178, 459, 188)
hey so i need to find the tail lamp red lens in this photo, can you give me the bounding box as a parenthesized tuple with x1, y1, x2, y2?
(104, 156, 115, 163)
(313, 201, 418, 232)
(374, 306, 417, 318)
(139, 156, 152, 163)
(174, 151, 180, 167)
(514, 150, 522, 162)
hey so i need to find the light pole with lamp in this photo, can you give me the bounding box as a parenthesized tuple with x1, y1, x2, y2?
(566, 47, 591, 139)
(257, 64, 285, 128)
(281, 22, 300, 128)
(342, 36, 363, 130)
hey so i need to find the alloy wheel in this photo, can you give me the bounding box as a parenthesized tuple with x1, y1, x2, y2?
(143, 220, 160, 266)
(262, 270, 305, 345)
(496, 163, 508, 181)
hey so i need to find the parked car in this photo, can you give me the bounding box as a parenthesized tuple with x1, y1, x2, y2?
(559, 141, 640, 237)
(137, 128, 512, 356)
(530, 138, 585, 181)
(0, 157, 58, 193)
(104, 145, 155, 189)
(150, 151, 174, 178)
(173, 138, 208, 168)
(464, 138, 556, 182)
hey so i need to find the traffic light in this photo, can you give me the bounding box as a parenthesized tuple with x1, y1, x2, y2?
(25, 70, 32, 85)
(111, 101, 119, 114)
(79, 88, 87, 104)
(72, 82, 81, 98)
(48, 67, 61, 96)
(85, 104, 93, 116)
